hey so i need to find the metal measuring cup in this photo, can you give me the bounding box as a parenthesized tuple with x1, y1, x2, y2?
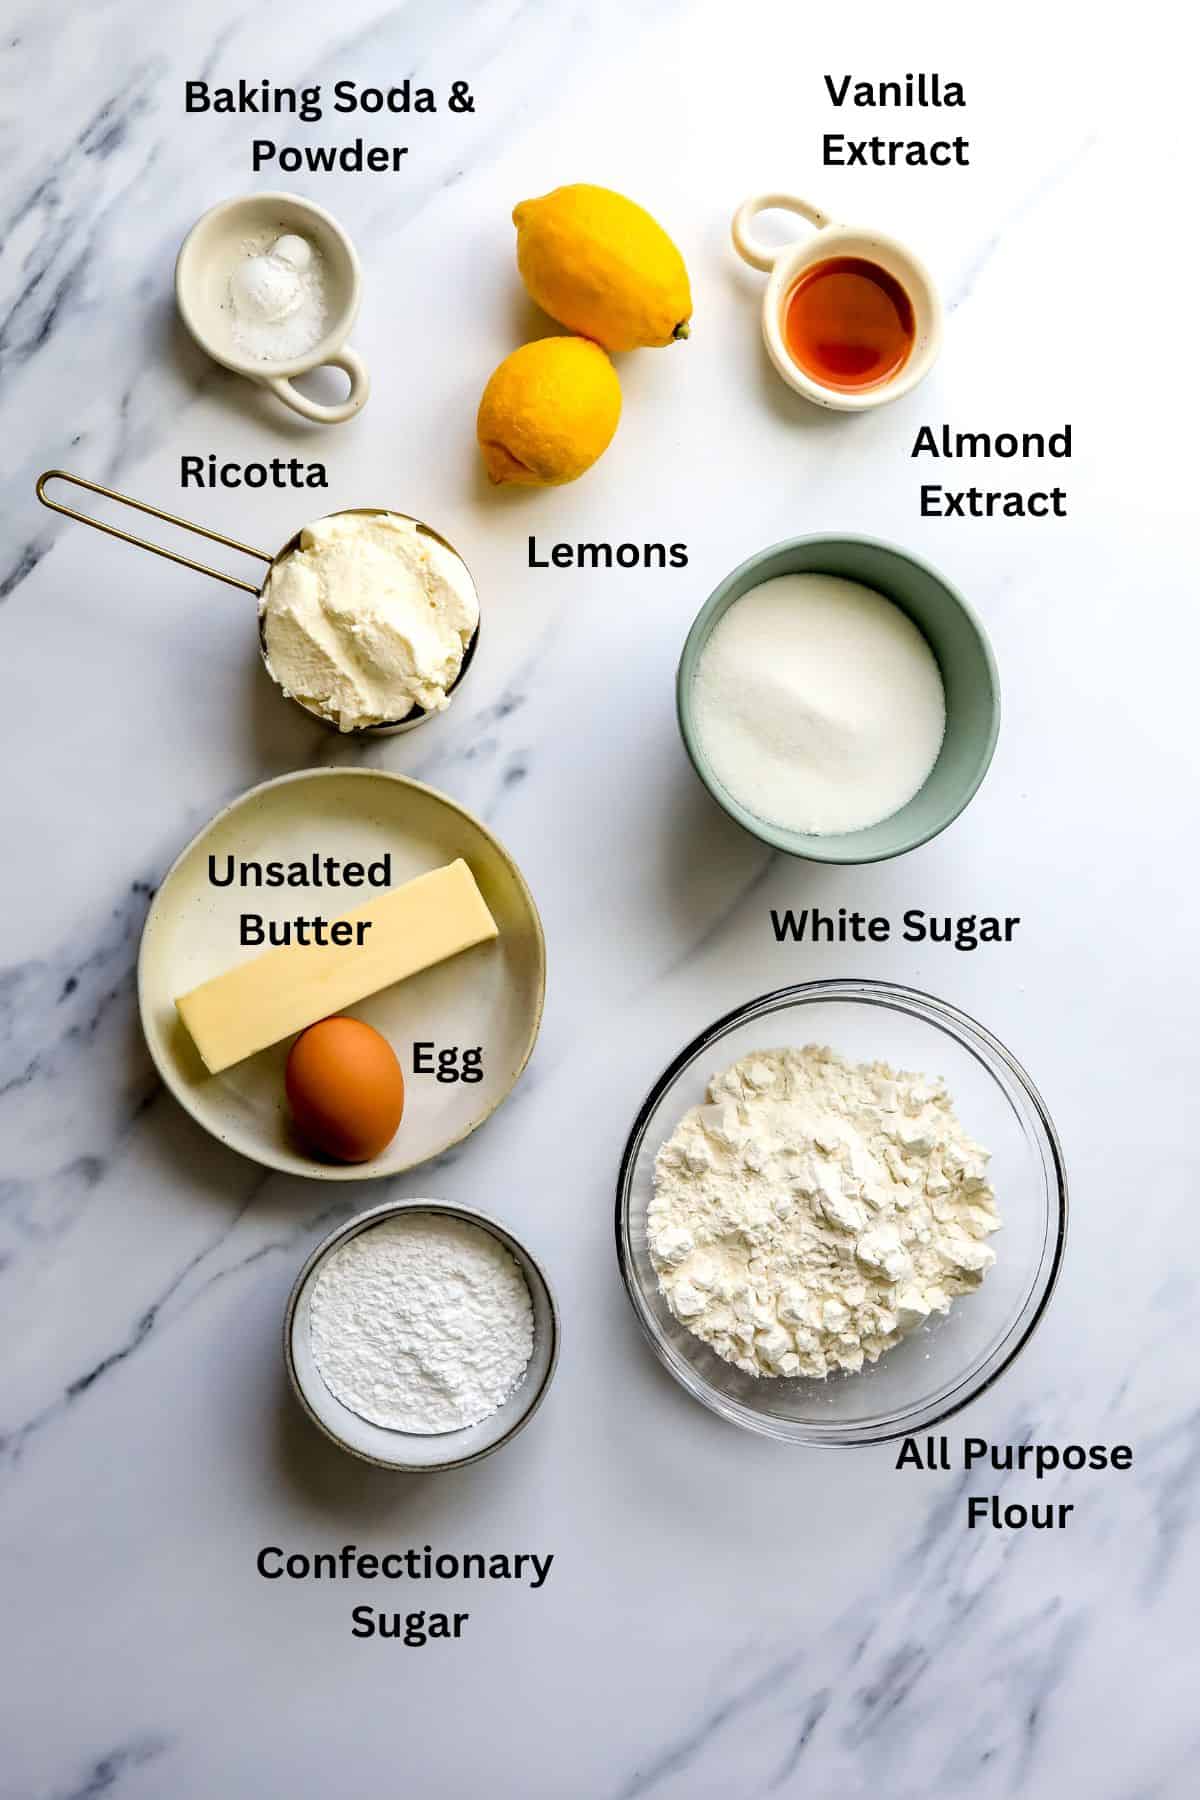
(35, 471, 480, 735)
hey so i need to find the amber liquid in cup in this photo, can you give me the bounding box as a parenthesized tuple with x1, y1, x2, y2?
(784, 257, 916, 392)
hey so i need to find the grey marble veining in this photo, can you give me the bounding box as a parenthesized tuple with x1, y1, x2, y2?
(2, 1, 1196, 1796)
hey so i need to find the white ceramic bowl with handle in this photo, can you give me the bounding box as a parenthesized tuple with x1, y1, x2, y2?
(176, 191, 369, 424)
(731, 192, 943, 411)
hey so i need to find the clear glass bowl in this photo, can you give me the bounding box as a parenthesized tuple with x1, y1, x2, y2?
(615, 981, 1066, 1445)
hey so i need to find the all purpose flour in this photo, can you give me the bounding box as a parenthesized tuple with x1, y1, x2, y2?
(649, 1046, 999, 1379)
(310, 1214, 534, 1433)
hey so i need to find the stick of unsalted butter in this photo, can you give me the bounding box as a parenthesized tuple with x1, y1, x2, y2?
(175, 859, 499, 1075)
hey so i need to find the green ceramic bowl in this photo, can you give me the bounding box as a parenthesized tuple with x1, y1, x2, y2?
(676, 535, 1000, 864)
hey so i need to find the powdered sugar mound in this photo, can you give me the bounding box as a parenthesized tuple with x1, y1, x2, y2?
(649, 1045, 999, 1380)
(310, 1214, 534, 1433)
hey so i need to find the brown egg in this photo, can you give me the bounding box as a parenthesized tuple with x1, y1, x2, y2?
(285, 1017, 405, 1162)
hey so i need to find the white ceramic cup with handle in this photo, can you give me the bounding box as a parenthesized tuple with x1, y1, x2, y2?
(731, 192, 943, 412)
(176, 191, 370, 425)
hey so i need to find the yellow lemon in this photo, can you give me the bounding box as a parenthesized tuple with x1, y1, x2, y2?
(513, 184, 692, 352)
(476, 337, 622, 486)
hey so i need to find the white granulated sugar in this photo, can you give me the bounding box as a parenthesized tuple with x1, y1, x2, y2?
(649, 1046, 1000, 1380)
(310, 1214, 534, 1433)
(692, 573, 946, 835)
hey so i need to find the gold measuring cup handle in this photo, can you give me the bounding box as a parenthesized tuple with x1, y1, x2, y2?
(35, 470, 274, 596)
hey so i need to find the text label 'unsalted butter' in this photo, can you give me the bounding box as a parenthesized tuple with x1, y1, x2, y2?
(176, 859, 498, 1073)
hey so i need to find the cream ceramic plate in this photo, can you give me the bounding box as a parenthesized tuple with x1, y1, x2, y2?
(138, 770, 545, 1179)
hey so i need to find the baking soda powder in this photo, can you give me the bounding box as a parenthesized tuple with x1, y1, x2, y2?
(228, 231, 330, 364)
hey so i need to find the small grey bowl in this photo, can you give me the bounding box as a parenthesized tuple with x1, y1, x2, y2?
(677, 534, 1000, 864)
(284, 1199, 559, 1470)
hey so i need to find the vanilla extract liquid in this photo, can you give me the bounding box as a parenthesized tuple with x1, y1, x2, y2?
(784, 257, 915, 392)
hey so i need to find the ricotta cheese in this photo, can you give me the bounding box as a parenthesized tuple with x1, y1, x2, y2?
(260, 512, 478, 730)
(648, 1045, 1000, 1379)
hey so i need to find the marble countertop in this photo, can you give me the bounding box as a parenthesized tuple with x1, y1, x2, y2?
(3, 1, 1195, 1795)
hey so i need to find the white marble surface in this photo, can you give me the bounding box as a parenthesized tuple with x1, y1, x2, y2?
(2, 1, 1196, 1794)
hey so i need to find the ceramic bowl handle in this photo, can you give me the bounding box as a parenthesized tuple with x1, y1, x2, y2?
(267, 345, 370, 424)
(731, 194, 832, 272)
